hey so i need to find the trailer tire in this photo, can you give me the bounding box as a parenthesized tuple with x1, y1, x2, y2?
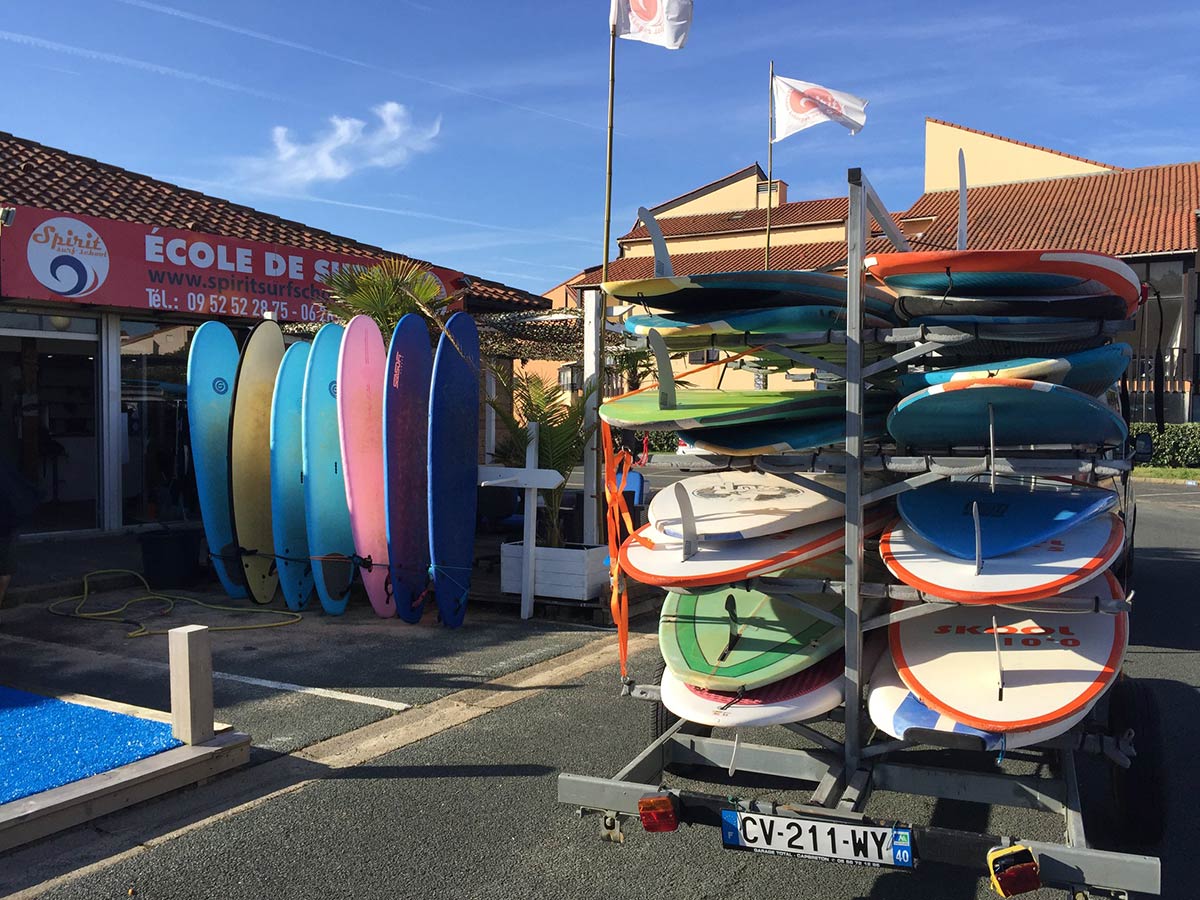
(648, 656, 713, 778)
(1107, 675, 1166, 852)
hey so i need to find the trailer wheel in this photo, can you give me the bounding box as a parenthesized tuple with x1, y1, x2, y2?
(1107, 675, 1166, 852)
(648, 656, 714, 780)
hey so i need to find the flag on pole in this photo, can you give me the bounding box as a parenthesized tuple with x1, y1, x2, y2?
(771, 76, 868, 140)
(611, 0, 693, 49)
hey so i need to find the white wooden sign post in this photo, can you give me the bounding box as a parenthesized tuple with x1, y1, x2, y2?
(477, 422, 564, 619)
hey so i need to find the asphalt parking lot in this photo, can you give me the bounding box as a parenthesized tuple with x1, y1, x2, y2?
(0, 480, 1195, 900)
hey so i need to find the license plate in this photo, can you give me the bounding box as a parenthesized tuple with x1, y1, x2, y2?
(721, 810, 915, 868)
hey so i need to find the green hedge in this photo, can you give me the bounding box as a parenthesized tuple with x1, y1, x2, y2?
(1129, 422, 1200, 467)
(610, 429, 680, 454)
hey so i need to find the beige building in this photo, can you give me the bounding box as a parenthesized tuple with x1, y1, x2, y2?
(547, 118, 1200, 419)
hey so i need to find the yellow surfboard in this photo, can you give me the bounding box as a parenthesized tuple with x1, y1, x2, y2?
(229, 320, 285, 603)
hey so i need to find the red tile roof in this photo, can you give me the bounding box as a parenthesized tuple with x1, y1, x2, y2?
(620, 196, 849, 242)
(587, 239, 894, 284)
(900, 161, 1200, 257)
(926, 118, 1122, 172)
(0, 130, 547, 311)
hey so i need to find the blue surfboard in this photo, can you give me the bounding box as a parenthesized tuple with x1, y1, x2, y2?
(186, 322, 247, 599)
(428, 313, 480, 628)
(271, 341, 315, 611)
(302, 323, 356, 615)
(888, 379, 1128, 448)
(897, 481, 1118, 560)
(898, 344, 1132, 398)
(385, 314, 433, 623)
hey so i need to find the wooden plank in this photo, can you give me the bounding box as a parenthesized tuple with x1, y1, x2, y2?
(0, 682, 233, 732)
(0, 730, 250, 853)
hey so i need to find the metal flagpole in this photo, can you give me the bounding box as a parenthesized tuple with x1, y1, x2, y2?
(582, 15, 618, 547)
(764, 60, 774, 269)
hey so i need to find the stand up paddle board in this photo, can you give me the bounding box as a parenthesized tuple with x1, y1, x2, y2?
(270, 341, 314, 611)
(338, 315, 394, 618)
(865, 250, 1141, 315)
(659, 587, 846, 691)
(603, 270, 897, 317)
(186, 321, 246, 599)
(889, 573, 1127, 732)
(624, 305, 891, 341)
(679, 407, 889, 456)
(428, 312, 480, 628)
(302, 323, 356, 615)
(621, 504, 893, 590)
(661, 651, 846, 728)
(896, 344, 1132, 398)
(880, 513, 1125, 604)
(867, 652, 1092, 751)
(228, 319, 284, 604)
(600, 387, 845, 431)
(894, 292, 1128, 323)
(384, 314, 433, 623)
(887, 378, 1128, 448)
(897, 481, 1118, 560)
(649, 471, 876, 541)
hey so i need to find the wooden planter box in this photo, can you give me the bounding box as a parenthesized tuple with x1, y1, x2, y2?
(500, 541, 610, 601)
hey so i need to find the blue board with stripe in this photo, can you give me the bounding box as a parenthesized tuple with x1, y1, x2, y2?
(385, 314, 433, 623)
(888, 379, 1128, 447)
(302, 323, 356, 615)
(897, 481, 1118, 560)
(428, 313, 480, 628)
(271, 341, 315, 611)
(186, 321, 247, 599)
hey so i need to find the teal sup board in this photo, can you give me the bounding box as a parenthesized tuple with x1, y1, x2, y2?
(186, 321, 247, 599)
(302, 323, 356, 615)
(271, 341, 314, 611)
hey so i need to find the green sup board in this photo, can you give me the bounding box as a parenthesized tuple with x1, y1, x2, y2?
(659, 586, 847, 692)
(599, 388, 844, 431)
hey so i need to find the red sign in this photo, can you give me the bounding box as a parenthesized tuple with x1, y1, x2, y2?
(0, 205, 462, 323)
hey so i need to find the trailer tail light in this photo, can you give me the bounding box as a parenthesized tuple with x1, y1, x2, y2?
(637, 794, 679, 832)
(987, 845, 1041, 896)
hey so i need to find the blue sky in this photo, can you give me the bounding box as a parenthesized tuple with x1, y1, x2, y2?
(3, 1, 1198, 294)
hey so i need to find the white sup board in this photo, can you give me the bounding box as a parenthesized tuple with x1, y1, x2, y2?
(620, 504, 893, 591)
(867, 652, 1092, 751)
(879, 513, 1124, 604)
(889, 572, 1127, 733)
(648, 471, 880, 542)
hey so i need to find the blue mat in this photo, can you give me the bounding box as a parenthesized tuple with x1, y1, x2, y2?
(0, 686, 182, 805)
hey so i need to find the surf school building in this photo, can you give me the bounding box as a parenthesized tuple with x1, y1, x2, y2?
(549, 118, 1200, 415)
(0, 131, 547, 536)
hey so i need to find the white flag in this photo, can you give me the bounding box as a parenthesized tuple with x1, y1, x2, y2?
(611, 0, 693, 50)
(772, 76, 868, 140)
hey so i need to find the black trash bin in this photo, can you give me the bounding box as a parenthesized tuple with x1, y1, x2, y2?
(138, 529, 202, 589)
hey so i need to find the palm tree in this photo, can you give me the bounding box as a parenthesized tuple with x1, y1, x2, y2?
(320, 257, 452, 336)
(488, 370, 597, 549)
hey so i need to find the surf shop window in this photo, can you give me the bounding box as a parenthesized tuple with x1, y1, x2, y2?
(0, 310, 100, 532)
(118, 318, 251, 525)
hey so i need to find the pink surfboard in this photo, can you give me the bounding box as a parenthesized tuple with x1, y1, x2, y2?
(337, 315, 395, 618)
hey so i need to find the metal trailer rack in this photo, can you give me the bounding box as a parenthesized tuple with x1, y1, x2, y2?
(558, 169, 1164, 898)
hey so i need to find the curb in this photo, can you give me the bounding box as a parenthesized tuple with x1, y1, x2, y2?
(5, 572, 145, 608)
(1129, 476, 1200, 487)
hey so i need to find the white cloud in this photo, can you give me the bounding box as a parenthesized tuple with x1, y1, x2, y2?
(236, 102, 440, 190)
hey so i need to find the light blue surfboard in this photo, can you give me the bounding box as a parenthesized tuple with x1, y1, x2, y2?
(302, 323, 356, 615)
(385, 314, 433, 623)
(186, 321, 247, 599)
(897, 344, 1132, 398)
(897, 481, 1119, 560)
(271, 341, 315, 611)
(428, 313, 480, 628)
(888, 379, 1128, 448)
